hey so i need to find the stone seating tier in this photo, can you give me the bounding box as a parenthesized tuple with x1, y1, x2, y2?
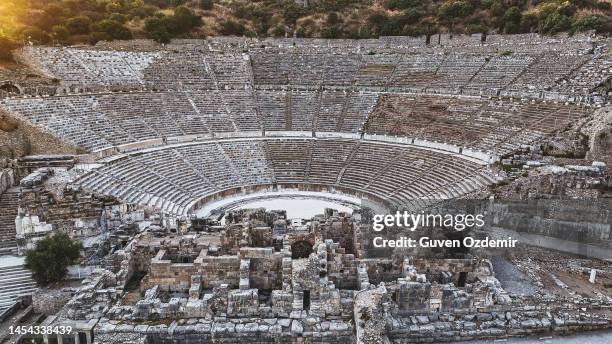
(77, 138, 496, 216)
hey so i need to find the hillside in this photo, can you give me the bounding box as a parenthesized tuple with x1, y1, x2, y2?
(0, 0, 611, 61)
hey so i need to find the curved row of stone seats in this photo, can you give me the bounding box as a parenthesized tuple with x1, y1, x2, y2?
(21, 47, 100, 86)
(205, 33, 592, 52)
(388, 54, 445, 89)
(218, 141, 274, 185)
(2, 88, 592, 156)
(68, 49, 158, 86)
(354, 54, 400, 86)
(463, 54, 535, 93)
(0, 96, 116, 151)
(142, 51, 215, 90)
(21, 47, 158, 87)
(427, 54, 486, 92)
(16, 34, 604, 100)
(223, 90, 260, 131)
(258, 91, 287, 130)
(77, 138, 495, 216)
(206, 53, 252, 87)
(552, 53, 612, 97)
(265, 139, 311, 183)
(307, 140, 359, 185)
(509, 53, 590, 91)
(0, 91, 262, 150)
(340, 92, 380, 133)
(351, 142, 490, 202)
(250, 53, 362, 86)
(315, 91, 347, 132)
(338, 142, 401, 191)
(256, 90, 378, 133)
(289, 91, 317, 131)
(364, 94, 590, 154)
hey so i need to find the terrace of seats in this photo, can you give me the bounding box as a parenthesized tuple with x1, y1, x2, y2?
(364, 94, 590, 156)
(77, 138, 496, 216)
(17, 34, 606, 102)
(0, 89, 592, 156)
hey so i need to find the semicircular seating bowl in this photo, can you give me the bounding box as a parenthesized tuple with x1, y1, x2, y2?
(76, 138, 497, 216)
(0, 37, 603, 216)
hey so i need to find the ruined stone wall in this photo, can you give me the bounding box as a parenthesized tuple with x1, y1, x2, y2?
(321, 219, 355, 254)
(326, 250, 359, 290)
(387, 304, 612, 343)
(248, 255, 283, 290)
(95, 318, 354, 344)
(148, 251, 241, 291)
(32, 289, 73, 315)
(19, 183, 117, 238)
(0, 165, 14, 195)
(489, 200, 612, 249)
(362, 259, 403, 285)
(0, 109, 82, 159)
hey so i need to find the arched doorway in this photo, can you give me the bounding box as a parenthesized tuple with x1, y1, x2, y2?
(0, 82, 20, 95)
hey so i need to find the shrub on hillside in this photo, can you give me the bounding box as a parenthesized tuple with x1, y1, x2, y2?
(66, 15, 92, 35)
(200, 0, 215, 11)
(93, 19, 132, 39)
(572, 15, 604, 32)
(540, 12, 572, 34)
(220, 20, 246, 36)
(0, 36, 18, 61)
(51, 25, 71, 43)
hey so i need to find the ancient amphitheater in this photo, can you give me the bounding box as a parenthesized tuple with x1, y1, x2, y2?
(0, 33, 610, 343)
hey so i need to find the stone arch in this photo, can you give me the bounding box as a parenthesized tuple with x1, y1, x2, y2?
(0, 82, 21, 95)
(291, 240, 313, 259)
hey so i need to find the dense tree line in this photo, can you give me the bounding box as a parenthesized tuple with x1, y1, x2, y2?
(0, 0, 609, 61)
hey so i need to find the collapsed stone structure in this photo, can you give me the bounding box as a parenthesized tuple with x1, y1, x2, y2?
(27, 209, 611, 344)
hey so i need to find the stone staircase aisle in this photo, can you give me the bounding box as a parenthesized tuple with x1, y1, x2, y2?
(0, 188, 19, 255)
(0, 265, 37, 314)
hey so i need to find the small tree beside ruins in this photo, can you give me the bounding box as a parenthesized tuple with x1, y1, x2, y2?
(25, 232, 82, 286)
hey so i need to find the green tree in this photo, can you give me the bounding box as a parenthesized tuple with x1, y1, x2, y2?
(0, 35, 17, 61)
(438, 0, 473, 31)
(540, 12, 572, 35)
(367, 11, 392, 36)
(51, 25, 71, 43)
(172, 6, 202, 33)
(397, 8, 423, 26)
(88, 31, 113, 45)
(93, 19, 132, 39)
(129, 5, 159, 19)
(144, 16, 172, 42)
(25, 232, 82, 286)
(200, 0, 215, 10)
(503, 7, 522, 33)
(21, 28, 51, 45)
(282, 2, 308, 25)
(572, 15, 603, 32)
(321, 25, 341, 38)
(386, 0, 420, 10)
(520, 12, 539, 32)
(220, 20, 246, 36)
(38, 4, 67, 30)
(327, 12, 340, 25)
(66, 16, 93, 35)
(109, 13, 128, 24)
